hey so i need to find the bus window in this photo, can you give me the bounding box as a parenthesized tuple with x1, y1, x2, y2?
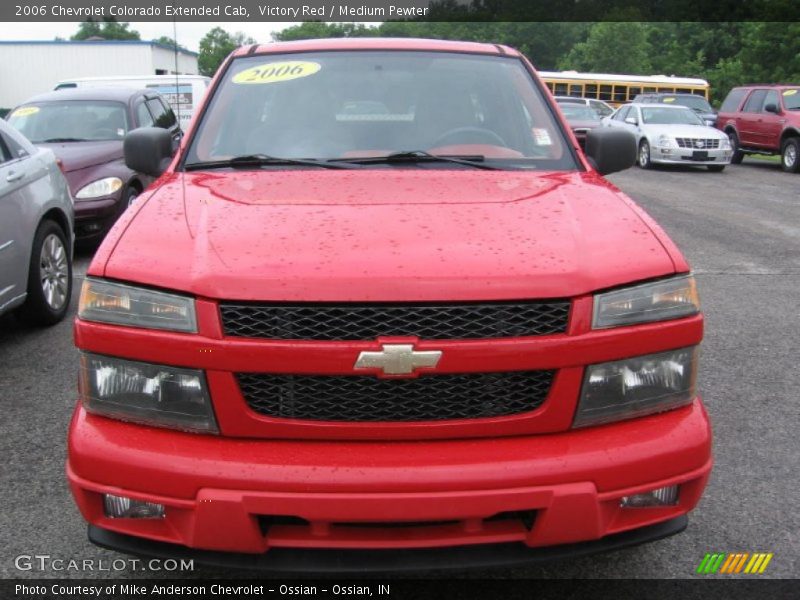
(554, 83, 568, 96)
(657, 87, 675, 93)
(644, 87, 657, 93)
(585, 84, 598, 98)
(569, 84, 583, 97)
(599, 85, 613, 101)
(613, 85, 627, 102)
(546, 82, 555, 93)
(628, 87, 642, 100)
(676, 88, 691, 94)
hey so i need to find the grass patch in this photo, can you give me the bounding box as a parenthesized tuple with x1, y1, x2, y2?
(746, 154, 780, 163)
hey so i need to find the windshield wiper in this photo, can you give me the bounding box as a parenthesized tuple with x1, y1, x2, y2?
(40, 137, 89, 143)
(333, 150, 503, 170)
(184, 154, 359, 171)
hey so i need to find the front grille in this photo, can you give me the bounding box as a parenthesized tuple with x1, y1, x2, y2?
(675, 137, 720, 149)
(237, 371, 554, 422)
(220, 301, 570, 340)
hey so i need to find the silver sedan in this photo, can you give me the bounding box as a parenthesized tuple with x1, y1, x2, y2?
(0, 118, 74, 325)
(602, 103, 733, 171)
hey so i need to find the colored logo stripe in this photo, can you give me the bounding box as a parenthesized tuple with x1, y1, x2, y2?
(697, 552, 773, 574)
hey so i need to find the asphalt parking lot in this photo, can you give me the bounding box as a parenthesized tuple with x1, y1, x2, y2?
(1, 158, 797, 580)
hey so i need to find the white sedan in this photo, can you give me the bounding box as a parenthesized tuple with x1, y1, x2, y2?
(602, 103, 732, 171)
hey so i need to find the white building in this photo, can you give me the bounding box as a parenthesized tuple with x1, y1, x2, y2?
(0, 40, 199, 110)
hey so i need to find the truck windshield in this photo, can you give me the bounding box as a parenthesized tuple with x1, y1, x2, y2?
(783, 89, 800, 110)
(185, 51, 576, 170)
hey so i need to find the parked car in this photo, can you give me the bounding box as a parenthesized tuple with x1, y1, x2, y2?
(554, 95, 614, 117)
(631, 92, 717, 126)
(54, 75, 211, 130)
(557, 103, 602, 148)
(603, 103, 732, 171)
(69, 38, 711, 571)
(0, 118, 74, 325)
(7, 87, 182, 243)
(716, 84, 800, 172)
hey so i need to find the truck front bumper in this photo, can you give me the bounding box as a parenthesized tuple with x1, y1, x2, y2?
(68, 397, 712, 567)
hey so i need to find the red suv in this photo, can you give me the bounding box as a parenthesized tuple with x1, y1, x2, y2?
(68, 39, 711, 571)
(716, 84, 800, 172)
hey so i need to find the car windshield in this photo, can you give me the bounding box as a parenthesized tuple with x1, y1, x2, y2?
(783, 89, 800, 110)
(7, 100, 129, 143)
(641, 107, 704, 125)
(559, 104, 600, 121)
(661, 96, 712, 112)
(185, 51, 575, 170)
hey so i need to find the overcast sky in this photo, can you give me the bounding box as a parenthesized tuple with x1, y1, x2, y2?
(0, 22, 305, 51)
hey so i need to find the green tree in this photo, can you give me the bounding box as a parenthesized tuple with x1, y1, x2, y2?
(273, 22, 377, 41)
(558, 22, 652, 74)
(198, 27, 256, 77)
(71, 19, 140, 41)
(153, 36, 188, 52)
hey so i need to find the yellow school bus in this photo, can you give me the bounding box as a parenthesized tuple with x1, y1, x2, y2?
(538, 71, 710, 107)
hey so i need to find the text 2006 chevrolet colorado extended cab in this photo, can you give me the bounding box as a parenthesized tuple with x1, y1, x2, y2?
(69, 38, 711, 571)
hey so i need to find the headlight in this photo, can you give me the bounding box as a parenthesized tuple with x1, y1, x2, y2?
(79, 353, 218, 433)
(720, 136, 732, 149)
(75, 177, 123, 199)
(79, 278, 197, 332)
(574, 347, 698, 428)
(656, 134, 674, 148)
(593, 275, 699, 329)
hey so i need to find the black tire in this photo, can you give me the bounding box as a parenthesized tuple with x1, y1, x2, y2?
(780, 137, 800, 173)
(707, 165, 726, 172)
(16, 220, 72, 326)
(124, 186, 139, 210)
(728, 130, 744, 164)
(638, 140, 652, 169)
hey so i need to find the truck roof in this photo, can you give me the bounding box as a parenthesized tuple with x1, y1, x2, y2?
(235, 37, 520, 58)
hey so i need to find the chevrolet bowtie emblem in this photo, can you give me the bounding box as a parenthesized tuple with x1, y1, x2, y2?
(354, 344, 442, 375)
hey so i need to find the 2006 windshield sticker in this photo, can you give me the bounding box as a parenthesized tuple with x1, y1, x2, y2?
(232, 61, 321, 85)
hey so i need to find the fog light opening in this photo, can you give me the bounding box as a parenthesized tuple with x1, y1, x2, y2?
(103, 494, 165, 519)
(620, 485, 679, 508)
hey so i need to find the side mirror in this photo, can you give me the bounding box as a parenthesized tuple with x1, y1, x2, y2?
(764, 103, 779, 114)
(124, 127, 174, 178)
(585, 128, 637, 176)
(624, 116, 639, 126)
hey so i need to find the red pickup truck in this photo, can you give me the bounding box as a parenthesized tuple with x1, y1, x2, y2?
(68, 38, 711, 571)
(717, 84, 800, 172)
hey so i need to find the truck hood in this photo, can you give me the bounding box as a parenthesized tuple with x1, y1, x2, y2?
(40, 140, 122, 173)
(98, 170, 681, 301)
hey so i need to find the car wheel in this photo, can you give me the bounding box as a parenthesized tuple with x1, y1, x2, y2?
(125, 187, 139, 208)
(707, 165, 726, 172)
(16, 220, 73, 326)
(781, 137, 800, 173)
(638, 140, 652, 169)
(728, 131, 744, 164)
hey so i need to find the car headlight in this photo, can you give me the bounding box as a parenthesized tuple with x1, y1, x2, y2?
(593, 274, 700, 329)
(75, 177, 123, 199)
(79, 353, 218, 433)
(79, 278, 197, 332)
(574, 346, 698, 428)
(720, 136, 732, 149)
(656, 134, 674, 148)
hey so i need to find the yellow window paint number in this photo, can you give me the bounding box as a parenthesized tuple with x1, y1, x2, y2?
(783, 89, 797, 96)
(10, 106, 39, 118)
(232, 61, 321, 85)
